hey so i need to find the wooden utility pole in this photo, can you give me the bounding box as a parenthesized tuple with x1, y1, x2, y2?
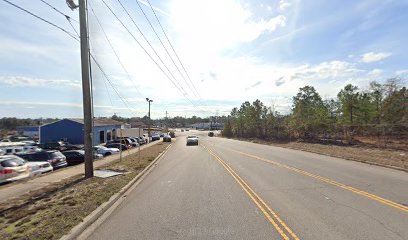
(79, 0, 93, 178)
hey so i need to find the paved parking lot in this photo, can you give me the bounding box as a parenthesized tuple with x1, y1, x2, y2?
(0, 141, 161, 203)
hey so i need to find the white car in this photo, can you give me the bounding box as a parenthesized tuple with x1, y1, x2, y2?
(94, 146, 120, 157)
(27, 161, 53, 176)
(186, 136, 199, 146)
(0, 155, 30, 183)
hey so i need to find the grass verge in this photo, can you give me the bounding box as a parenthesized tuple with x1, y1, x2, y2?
(232, 137, 407, 171)
(0, 142, 170, 240)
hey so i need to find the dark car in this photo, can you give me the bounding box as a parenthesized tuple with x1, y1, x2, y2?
(62, 150, 102, 166)
(17, 150, 68, 169)
(105, 143, 129, 150)
(38, 141, 83, 151)
(208, 131, 214, 137)
(151, 133, 160, 141)
(107, 139, 133, 149)
(163, 135, 172, 142)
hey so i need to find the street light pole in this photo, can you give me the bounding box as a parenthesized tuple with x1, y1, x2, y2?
(79, 0, 93, 178)
(146, 98, 153, 140)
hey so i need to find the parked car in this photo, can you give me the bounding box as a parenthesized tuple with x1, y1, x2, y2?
(0, 149, 4, 156)
(62, 150, 103, 166)
(137, 137, 146, 145)
(0, 155, 30, 184)
(94, 146, 119, 157)
(16, 150, 68, 169)
(38, 141, 83, 151)
(27, 161, 53, 176)
(169, 131, 175, 138)
(105, 143, 130, 150)
(151, 133, 161, 141)
(186, 136, 199, 146)
(208, 131, 214, 137)
(107, 139, 133, 149)
(163, 135, 172, 142)
(125, 137, 139, 147)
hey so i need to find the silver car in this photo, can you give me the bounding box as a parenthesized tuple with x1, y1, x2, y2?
(0, 155, 30, 184)
(186, 136, 199, 146)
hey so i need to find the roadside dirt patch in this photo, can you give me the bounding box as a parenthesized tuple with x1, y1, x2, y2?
(233, 138, 407, 171)
(0, 142, 170, 240)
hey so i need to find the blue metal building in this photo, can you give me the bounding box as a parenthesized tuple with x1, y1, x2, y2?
(39, 119, 123, 145)
(16, 126, 39, 138)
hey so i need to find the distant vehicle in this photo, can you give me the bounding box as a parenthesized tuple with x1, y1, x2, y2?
(0, 155, 30, 184)
(105, 143, 129, 150)
(62, 150, 103, 166)
(0, 149, 4, 156)
(208, 132, 214, 137)
(181, 129, 184, 132)
(169, 131, 176, 138)
(27, 161, 53, 176)
(94, 146, 119, 157)
(17, 150, 68, 169)
(163, 135, 172, 142)
(151, 133, 160, 141)
(23, 145, 42, 152)
(185, 129, 190, 131)
(186, 136, 199, 146)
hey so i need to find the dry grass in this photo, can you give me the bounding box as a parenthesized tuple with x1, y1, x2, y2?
(0, 142, 170, 240)
(237, 138, 407, 171)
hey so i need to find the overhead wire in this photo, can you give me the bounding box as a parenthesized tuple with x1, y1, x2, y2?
(111, 0, 189, 97)
(3, 0, 137, 115)
(1, 0, 78, 41)
(145, 0, 202, 99)
(89, 4, 145, 99)
(38, 0, 78, 22)
(105, 0, 208, 112)
(133, 0, 198, 99)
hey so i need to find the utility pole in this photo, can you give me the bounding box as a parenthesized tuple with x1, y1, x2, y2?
(146, 98, 153, 140)
(79, 0, 93, 178)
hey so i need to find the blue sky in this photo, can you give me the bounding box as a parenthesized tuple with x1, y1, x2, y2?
(0, 0, 407, 119)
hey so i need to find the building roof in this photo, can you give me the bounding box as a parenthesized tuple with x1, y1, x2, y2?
(69, 118, 124, 126)
(41, 118, 124, 127)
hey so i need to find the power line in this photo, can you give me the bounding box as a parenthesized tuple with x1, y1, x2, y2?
(134, 0, 199, 99)
(145, 0, 202, 99)
(38, 0, 79, 23)
(89, 5, 145, 99)
(1, 0, 78, 41)
(113, 0, 189, 98)
(100, 0, 190, 102)
(3, 0, 137, 115)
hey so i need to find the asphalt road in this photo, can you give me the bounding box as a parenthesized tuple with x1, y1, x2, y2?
(87, 130, 408, 240)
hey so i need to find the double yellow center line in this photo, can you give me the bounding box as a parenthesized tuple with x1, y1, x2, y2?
(219, 146, 408, 213)
(202, 144, 300, 240)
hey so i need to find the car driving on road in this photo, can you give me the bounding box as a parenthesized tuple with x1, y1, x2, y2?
(186, 135, 199, 146)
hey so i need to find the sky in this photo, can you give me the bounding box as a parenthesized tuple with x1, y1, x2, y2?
(0, 0, 407, 119)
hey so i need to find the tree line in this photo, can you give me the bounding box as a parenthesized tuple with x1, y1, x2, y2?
(222, 78, 407, 144)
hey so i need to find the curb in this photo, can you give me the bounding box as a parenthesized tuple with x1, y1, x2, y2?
(60, 142, 174, 240)
(223, 137, 407, 173)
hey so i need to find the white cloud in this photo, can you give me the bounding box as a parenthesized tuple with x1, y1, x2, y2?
(395, 69, 408, 75)
(360, 52, 391, 63)
(368, 69, 383, 77)
(279, 0, 292, 11)
(0, 76, 81, 88)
